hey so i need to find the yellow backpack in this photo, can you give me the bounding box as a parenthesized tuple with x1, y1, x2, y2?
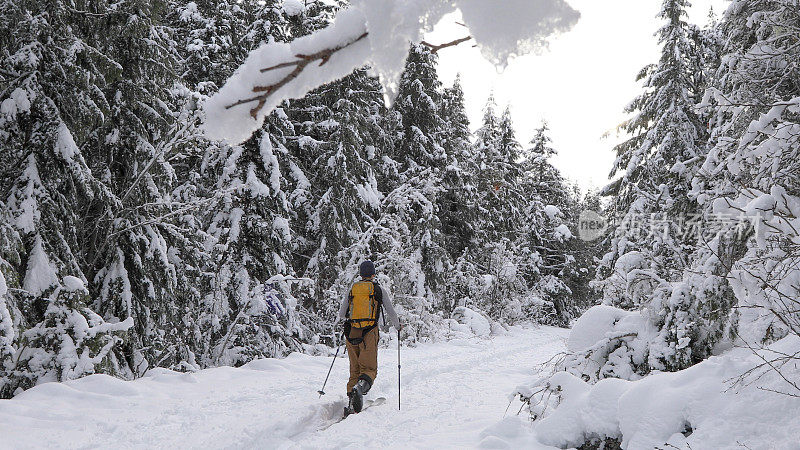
(348, 280, 380, 329)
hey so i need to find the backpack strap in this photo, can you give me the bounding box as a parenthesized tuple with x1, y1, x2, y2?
(372, 281, 384, 325)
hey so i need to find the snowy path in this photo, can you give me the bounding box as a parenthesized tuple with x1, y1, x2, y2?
(0, 325, 568, 449)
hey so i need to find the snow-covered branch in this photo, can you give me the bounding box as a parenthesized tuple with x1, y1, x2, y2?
(225, 31, 370, 118)
(202, 0, 580, 144)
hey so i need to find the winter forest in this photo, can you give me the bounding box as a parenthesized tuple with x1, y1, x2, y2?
(1, 0, 799, 448)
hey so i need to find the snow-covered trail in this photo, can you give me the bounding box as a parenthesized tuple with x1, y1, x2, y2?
(0, 325, 567, 449)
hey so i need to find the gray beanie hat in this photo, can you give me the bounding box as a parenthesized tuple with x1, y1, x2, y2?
(359, 260, 376, 278)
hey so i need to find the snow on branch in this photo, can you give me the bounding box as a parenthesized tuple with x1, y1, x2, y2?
(225, 31, 370, 119)
(202, 0, 580, 144)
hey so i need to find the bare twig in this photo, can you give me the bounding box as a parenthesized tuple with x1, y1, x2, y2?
(756, 386, 800, 398)
(420, 36, 473, 53)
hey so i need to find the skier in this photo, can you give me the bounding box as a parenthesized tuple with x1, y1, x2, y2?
(338, 260, 401, 414)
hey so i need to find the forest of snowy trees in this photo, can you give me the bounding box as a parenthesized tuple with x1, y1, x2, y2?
(518, 0, 800, 447)
(2, 0, 799, 444)
(0, 0, 597, 397)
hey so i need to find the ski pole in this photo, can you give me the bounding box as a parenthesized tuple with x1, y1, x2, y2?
(318, 344, 341, 398)
(398, 328, 401, 411)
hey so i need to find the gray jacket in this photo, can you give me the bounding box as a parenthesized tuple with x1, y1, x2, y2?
(338, 281, 401, 330)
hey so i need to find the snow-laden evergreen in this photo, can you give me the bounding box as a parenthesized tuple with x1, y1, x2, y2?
(583, 0, 724, 380)
(521, 1, 800, 447)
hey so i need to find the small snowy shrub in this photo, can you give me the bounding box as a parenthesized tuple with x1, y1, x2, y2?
(8, 277, 132, 394)
(451, 306, 491, 337)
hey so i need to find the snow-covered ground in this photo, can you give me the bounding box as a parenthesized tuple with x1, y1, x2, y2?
(0, 325, 568, 449)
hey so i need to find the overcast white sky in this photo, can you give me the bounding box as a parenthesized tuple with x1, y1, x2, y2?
(427, 0, 727, 193)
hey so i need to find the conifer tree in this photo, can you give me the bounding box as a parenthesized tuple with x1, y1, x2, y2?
(438, 76, 480, 314)
(598, 0, 708, 309)
(690, 0, 800, 347)
(439, 76, 479, 256)
(379, 44, 450, 301)
(518, 122, 581, 325)
(0, 0, 134, 390)
(285, 68, 390, 323)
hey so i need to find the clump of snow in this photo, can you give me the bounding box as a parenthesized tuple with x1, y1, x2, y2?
(553, 224, 572, 240)
(23, 235, 59, 296)
(543, 204, 561, 219)
(451, 306, 491, 337)
(179, 1, 202, 22)
(535, 372, 630, 447)
(0, 269, 6, 298)
(11, 155, 42, 234)
(614, 250, 646, 273)
(55, 122, 78, 164)
(0, 88, 31, 119)
(62, 275, 88, 294)
(456, 0, 580, 68)
(567, 305, 630, 353)
(282, 0, 305, 17)
(203, 8, 372, 143)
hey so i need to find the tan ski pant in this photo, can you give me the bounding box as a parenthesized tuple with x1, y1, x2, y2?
(345, 326, 379, 393)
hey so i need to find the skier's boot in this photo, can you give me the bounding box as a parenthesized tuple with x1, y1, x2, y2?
(344, 392, 356, 417)
(350, 374, 372, 413)
(349, 387, 363, 413)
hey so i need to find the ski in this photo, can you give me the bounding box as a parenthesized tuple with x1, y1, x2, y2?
(319, 397, 387, 431)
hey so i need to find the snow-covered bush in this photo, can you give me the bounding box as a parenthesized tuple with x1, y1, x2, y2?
(450, 306, 491, 337)
(6, 278, 132, 395)
(558, 236, 741, 384)
(517, 334, 800, 449)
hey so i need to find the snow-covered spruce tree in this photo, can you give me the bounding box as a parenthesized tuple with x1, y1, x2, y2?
(437, 75, 481, 315)
(598, 0, 705, 308)
(171, 0, 320, 366)
(643, 0, 800, 374)
(517, 122, 586, 326)
(692, 0, 800, 350)
(172, 0, 248, 95)
(559, 0, 730, 383)
(201, 112, 306, 366)
(469, 97, 501, 237)
(0, 0, 136, 393)
(0, 207, 22, 398)
(376, 44, 450, 321)
(466, 99, 532, 322)
(10, 277, 133, 394)
(439, 75, 478, 254)
(563, 188, 603, 308)
(71, 0, 212, 376)
(597, 0, 709, 310)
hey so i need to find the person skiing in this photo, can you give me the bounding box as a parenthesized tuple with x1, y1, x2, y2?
(338, 260, 401, 414)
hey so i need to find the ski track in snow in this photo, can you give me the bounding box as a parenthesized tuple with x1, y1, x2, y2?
(0, 325, 567, 449)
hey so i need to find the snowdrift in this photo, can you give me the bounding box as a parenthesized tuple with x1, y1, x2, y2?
(515, 328, 800, 448)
